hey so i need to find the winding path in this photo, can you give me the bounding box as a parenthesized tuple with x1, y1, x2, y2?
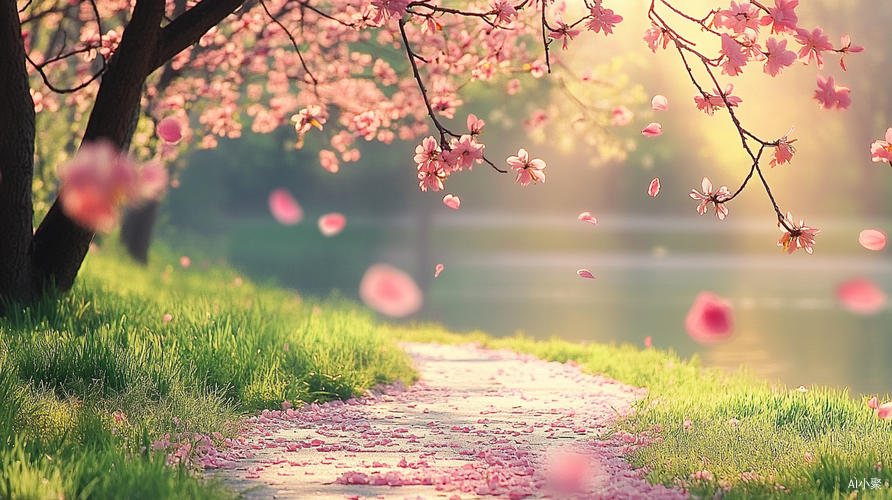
(205, 343, 687, 500)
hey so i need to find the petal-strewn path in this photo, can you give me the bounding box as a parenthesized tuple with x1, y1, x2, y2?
(205, 343, 687, 500)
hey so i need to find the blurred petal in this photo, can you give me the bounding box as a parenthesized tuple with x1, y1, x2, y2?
(859, 229, 886, 251)
(576, 269, 595, 279)
(179, 256, 191, 268)
(868, 396, 879, 409)
(685, 291, 735, 343)
(836, 278, 886, 315)
(879, 402, 892, 420)
(577, 211, 598, 225)
(268, 188, 303, 225)
(648, 177, 661, 197)
(442, 194, 461, 210)
(157, 118, 183, 144)
(318, 213, 346, 236)
(641, 122, 663, 137)
(435, 264, 444, 277)
(651, 95, 669, 111)
(359, 264, 423, 317)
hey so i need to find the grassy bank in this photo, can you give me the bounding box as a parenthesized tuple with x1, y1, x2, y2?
(390, 325, 892, 499)
(0, 243, 415, 499)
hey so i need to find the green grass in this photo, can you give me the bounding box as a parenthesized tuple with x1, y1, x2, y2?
(0, 240, 416, 500)
(388, 324, 892, 499)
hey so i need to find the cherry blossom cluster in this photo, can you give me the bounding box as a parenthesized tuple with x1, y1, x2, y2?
(413, 115, 486, 192)
(640, 0, 863, 254)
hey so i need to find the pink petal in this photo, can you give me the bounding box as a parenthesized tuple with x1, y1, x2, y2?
(318, 213, 346, 236)
(859, 229, 887, 251)
(879, 402, 892, 420)
(685, 291, 735, 343)
(641, 122, 663, 137)
(868, 396, 879, 409)
(435, 264, 444, 277)
(359, 264, 423, 317)
(836, 278, 886, 315)
(157, 118, 183, 144)
(443, 194, 461, 210)
(644, 336, 652, 348)
(651, 95, 669, 111)
(577, 211, 598, 225)
(179, 256, 191, 268)
(576, 269, 595, 279)
(647, 177, 661, 197)
(268, 188, 303, 225)
(163, 313, 173, 323)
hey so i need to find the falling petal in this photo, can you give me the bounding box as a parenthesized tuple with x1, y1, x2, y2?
(879, 402, 892, 421)
(318, 213, 346, 236)
(157, 118, 183, 144)
(359, 263, 423, 317)
(268, 188, 303, 225)
(442, 194, 461, 210)
(577, 211, 598, 225)
(836, 278, 886, 315)
(641, 122, 663, 137)
(576, 269, 595, 279)
(163, 313, 173, 323)
(544, 449, 593, 494)
(179, 256, 191, 268)
(435, 264, 444, 277)
(685, 291, 735, 343)
(859, 229, 886, 251)
(868, 396, 879, 409)
(651, 95, 669, 111)
(648, 177, 661, 197)
(644, 336, 652, 348)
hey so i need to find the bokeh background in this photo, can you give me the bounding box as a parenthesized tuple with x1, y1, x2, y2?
(158, 0, 892, 396)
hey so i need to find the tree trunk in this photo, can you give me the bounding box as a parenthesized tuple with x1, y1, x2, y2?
(120, 201, 161, 264)
(0, 0, 38, 307)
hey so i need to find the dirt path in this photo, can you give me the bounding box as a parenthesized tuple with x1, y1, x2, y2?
(204, 343, 687, 500)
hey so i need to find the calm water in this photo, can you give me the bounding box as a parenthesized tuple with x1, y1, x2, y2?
(370, 214, 892, 397)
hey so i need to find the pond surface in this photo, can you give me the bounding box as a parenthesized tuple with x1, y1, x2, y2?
(374, 214, 892, 398)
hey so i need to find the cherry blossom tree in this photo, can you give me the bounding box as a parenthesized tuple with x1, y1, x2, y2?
(0, 0, 867, 310)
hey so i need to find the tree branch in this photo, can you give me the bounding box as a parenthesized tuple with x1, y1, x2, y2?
(153, 0, 247, 70)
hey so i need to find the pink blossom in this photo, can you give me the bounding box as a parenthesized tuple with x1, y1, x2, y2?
(868, 396, 879, 410)
(506, 79, 521, 95)
(869, 127, 892, 163)
(643, 26, 670, 53)
(836, 278, 886, 315)
(359, 263, 423, 317)
(524, 109, 549, 130)
(715, 2, 760, 34)
(414, 136, 440, 165)
(451, 135, 484, 170)
(417, 161, 447, 192)
(878, 402, 892, 421)
(442, 193, 461, 209)
(507, 148, 546, 186)
(794, 26, 833, 69)
(777, 212, 820, 254)
(292, 105, 327, 135)
(370, 0, 410, 23)
(435, 264, 444, 277)
(647, 177, 660, 197)
(763, 37, 796, 77)
(467, 114, 485, 135)
(838, 34, 864, 71)
(692, 469, 715, 482)
(760, 0, 799, 34)
(529, 59, 548, 78)
(157, 117, 183, 144)
(770, 126, 796, 167)
(318, 213, 346, 236)
(651, 95, 669, 111)
(586, 5, 623, 35)
(491, 0, 517, 25)
(859, 229, 886, 251)
(641, 122, 662, 137)
(720, 33, 748, 76)
(268, 188, 303, 225)
(576, 269, 595, 279)
(57, 140, 168, 233)
(577, 211, 598, 225)
(685, 291, 735, 343)
(694, 83, 743, 116)
(689, 177, 731, 220)
(319, 150, 339, 173)
(683, 419, 693, 430)
(813, 74, 851, 110)
(550, 15, 581, 51)
(610, 106, 633, 126)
